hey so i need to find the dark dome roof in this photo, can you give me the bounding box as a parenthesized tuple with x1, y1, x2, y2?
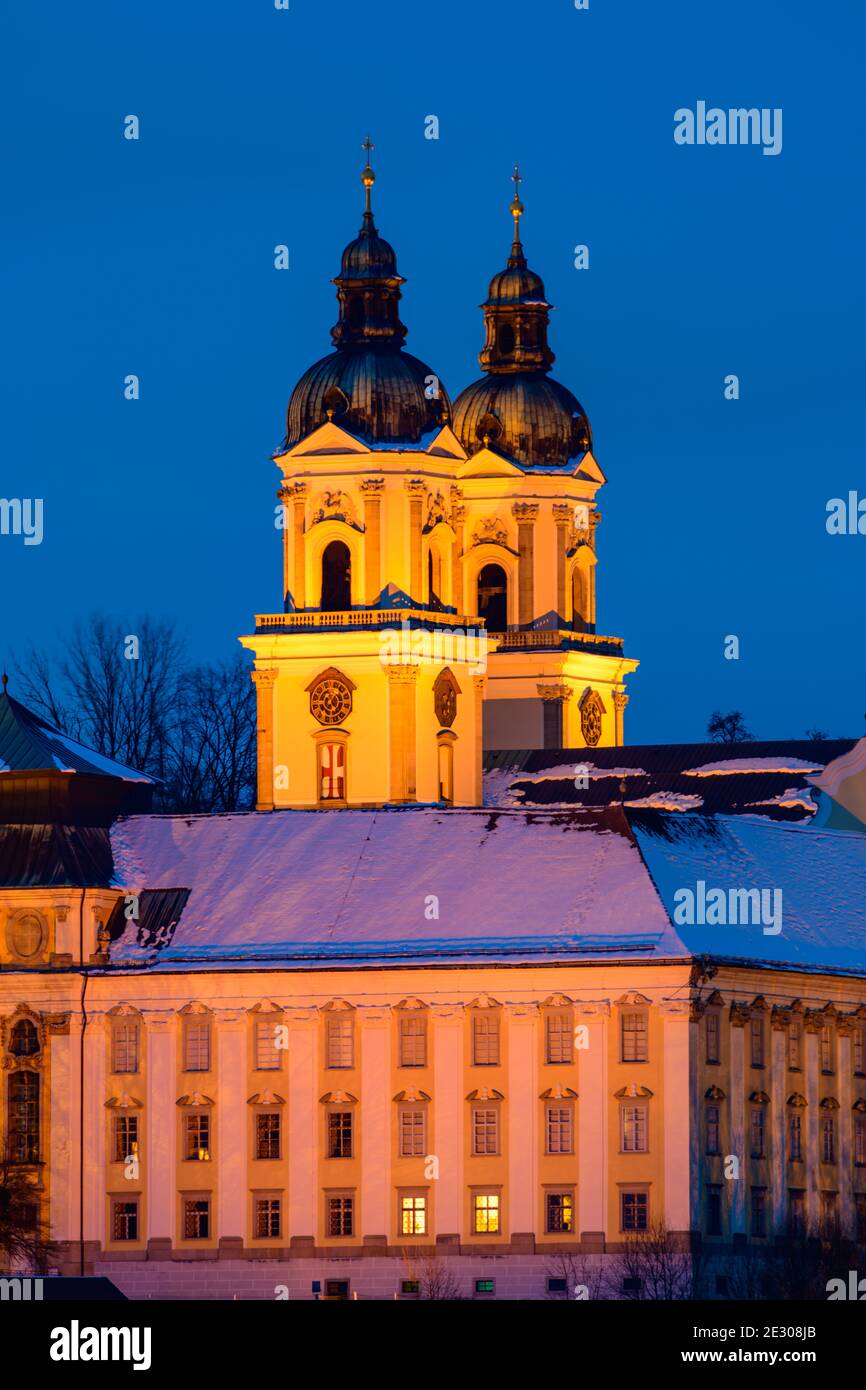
(339, 224, 399, 280)
(452, 372, 591, 469)
(286, 346, 450, 448)
(485, 261, 547, 305)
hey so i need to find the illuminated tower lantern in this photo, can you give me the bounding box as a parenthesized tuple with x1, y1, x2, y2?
(241, 152, 638, 810)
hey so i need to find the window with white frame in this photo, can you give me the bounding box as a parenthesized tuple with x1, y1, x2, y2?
(326, 1014, 354, 1069)
(183, 1018, 211, 1072)
(399, 1107, 426, 1157)
(472, 1012, 500, 1066)
(472, 1106, 499, 1156)
(621, 1104, 648, 1153)
(255, 1019, 281, 1070)
(545, 1104, 574, 1155)
(113, 1113, 139, 1164)
(545, 1010, 573, 1065)
(111, 1019, 140, 1074)
(399, 1014, 427, 1068)
(621, 1013, 648, 1063)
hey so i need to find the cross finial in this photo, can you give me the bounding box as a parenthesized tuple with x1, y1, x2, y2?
(509, 163, 524, 244)
(361, 134, 375, 217)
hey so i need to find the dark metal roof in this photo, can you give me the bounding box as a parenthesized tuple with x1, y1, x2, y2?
(0, 690, 152, 782)
(484, 739, 857, 823)
(452, 371, 591, 469)
(0, 823, 115, 887)
(286, 345, 450, 448)
(105, 887, 191, 950)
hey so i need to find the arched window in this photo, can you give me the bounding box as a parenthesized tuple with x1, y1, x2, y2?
(8, 1071, 39, 1163)
(477, 563, 508, 633)
(10, 1019, 39, 1057)
(571, 567, 588, 633)
(427, 548, 443, 608)
(321, 540, 352, 612)
(497, 323, 515, 355)
(437, 737, 454, 805)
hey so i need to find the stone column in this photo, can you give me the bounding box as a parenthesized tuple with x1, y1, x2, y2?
(507, 1003, 539, 1240)
(290, 482, 307, 610)
(361, 478, 384, 605)
(84, 1014, 107, 1251)
(46, 1013, 73, 1248)
(406, 480, 425, 605)
(286, 1008, 317, 1247)
(770, 1012, 787, 1232)
(359, 1007, 390, 1244)
(252, 668, 278, 812)
(451, 499, 465, 614)
(661, 1000, 694, 1237)
(553, 504, 572, 626)
(837, 1020, 855, 1236)
(431, 1006, 464, 1243)
(577, 1002, 608, 1244)
(217, 1010, 247, 1256)
(804, 1015, 821, 1230)
(612, 691, 629, 748)
(729, 1005, 747, 1234)
(472, 675, 485, 805)
(512, 502, 538, 626)
(537, 683, 572, 750)
(387, 664, 418, 803)
(588, 510, 601, 625)
(146, 1010, 177, 1255)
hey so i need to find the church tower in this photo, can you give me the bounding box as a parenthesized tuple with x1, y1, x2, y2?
(240, 153, 638, 810)
(240, 142, 487, 810)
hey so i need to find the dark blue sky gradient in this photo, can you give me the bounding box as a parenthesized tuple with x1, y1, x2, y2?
(2, 0, 864, 743)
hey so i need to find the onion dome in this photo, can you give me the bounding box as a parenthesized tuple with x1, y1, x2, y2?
(452, 167, 592, 468)
(285, 138, 450, 448)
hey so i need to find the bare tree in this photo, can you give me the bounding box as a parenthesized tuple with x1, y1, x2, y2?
(804, 727, 830, 742)
(544, 1250, 608, 1300)
(400, 1248, 463, 1299)
(608, 1223, 701, 1300)
(0, 1161, 57, 1273)
(707, 710, 754, 744)
(163, 654, 256, 812)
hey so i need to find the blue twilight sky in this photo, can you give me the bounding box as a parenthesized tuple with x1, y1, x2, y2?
(1, 0, 864, 745)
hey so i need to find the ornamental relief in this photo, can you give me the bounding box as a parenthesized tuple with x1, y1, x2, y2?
(309, 489, 362, 531)
(471, 516, 509, 549)
(423, 490, 450, 533)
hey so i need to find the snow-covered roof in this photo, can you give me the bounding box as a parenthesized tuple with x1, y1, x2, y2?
(0, 690, 153, 782)
(108, 807, 679, 970)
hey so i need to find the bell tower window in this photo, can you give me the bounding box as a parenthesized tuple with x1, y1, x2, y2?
(477, 564, 508, 633)
(497, 323, 515, 355)
(321, 540, 352, 612)
(348, 297, 365, 330)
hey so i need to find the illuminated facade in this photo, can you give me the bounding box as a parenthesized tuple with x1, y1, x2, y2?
(2, 154, 865, 1300)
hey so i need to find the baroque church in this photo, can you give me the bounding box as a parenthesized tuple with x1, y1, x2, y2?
(1, 148, 866, 1300)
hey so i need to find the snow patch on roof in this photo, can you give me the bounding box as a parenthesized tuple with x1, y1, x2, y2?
(746, 788, 817, 815)
(625, 792, 704, 812)
(683, 758, 824, 778)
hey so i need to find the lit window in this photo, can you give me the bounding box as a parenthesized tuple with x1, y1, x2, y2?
(400, 1194, 427, 1236)
(255, 1019, 281, 1070)
(254, 1197, 281, 1239)
(621, 1191, 648, 1232)
(545, 1105, 573, 1155)
(472, 1013, 500, 1066)
(399, 1015, 427, 1068)
(184, 1112, 210, 1162)
(621, 1104, 648, 1153)
(621, 1013, 648, 1063)
(113, 1114, 139, 1164)
(399, 1107, 426, 1157)
(183, 1018, 211, 1072)
(472, 1106, 499, 1156)
(183, 1198, 210, 1239)
(545, 1191, 574, 1234)
(326, 1015, 354, 1069)
(320, 742, 346, 801)
(545, 1011, 573, 1065)
(112, 1020, 139, 1074)
(255, 1112, 281, 1160)
(473, 1192, 500, 1234)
